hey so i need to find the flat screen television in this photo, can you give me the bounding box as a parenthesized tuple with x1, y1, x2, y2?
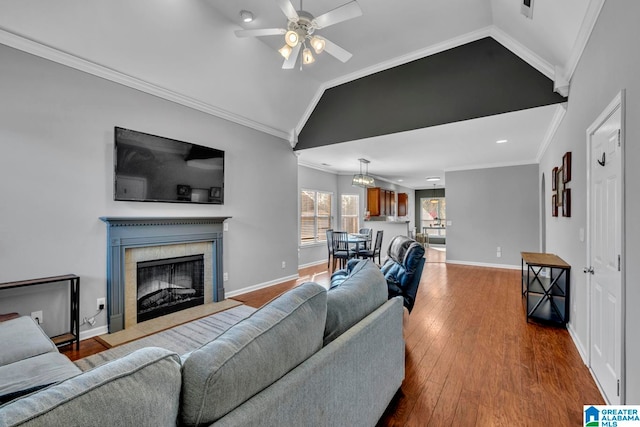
(114, 127, 224, 204)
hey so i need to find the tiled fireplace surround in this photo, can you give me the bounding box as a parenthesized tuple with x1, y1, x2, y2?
(100, 217, 229, 333)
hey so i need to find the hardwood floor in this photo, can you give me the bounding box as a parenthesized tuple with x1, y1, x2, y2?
(62, 250, 604, 425)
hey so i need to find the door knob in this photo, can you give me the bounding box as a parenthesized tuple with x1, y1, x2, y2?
(584, 267, 594, 274)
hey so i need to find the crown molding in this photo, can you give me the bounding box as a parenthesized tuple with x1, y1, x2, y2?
(297, 160, 338, 174)
(537, 103, 568, 161)
(445, 159, 539, 173)
(563, 0, 606, 82)
(489, 26, 555, 79)
(0, 28, 291, 142)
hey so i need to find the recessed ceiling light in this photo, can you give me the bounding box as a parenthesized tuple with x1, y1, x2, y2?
(426, 177, 440, 182)
(240, 10, 254, 23)
(496, 139, 508, 144)
(398, 179, 404, 182)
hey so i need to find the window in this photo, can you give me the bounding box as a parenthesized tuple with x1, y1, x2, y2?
(341, 194, 359, 233)
(300, 190, 332, 245)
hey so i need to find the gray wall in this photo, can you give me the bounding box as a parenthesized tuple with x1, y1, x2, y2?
(540, 0, 640, 403)
(446, 164, 539, 267)
(0, 44, 298, 337)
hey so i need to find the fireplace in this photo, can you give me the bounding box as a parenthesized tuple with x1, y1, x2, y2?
(100, 217, 230, 333)
(137, 254, 205, 323)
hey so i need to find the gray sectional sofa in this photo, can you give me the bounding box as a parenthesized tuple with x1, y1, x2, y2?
(0, 259, 405, 427)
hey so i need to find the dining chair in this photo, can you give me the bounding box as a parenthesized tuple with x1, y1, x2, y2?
(326, 229, 334, 269)
(359, 230, 384, 265)
(358, 228, 373, 250)
(332, 231, 354, 270)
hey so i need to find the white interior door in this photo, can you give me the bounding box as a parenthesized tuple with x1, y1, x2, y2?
(588, 95, 624, 404)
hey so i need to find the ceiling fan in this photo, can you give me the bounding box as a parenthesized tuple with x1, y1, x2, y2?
(235, 0, 362, 69)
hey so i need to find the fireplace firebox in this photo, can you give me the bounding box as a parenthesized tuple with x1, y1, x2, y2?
(137, 254, 204, 323)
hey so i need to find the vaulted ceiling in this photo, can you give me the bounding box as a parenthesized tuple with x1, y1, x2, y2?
(0, 0, 602, 188)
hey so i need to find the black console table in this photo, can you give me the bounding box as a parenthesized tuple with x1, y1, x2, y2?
(521, 252, 570, 326)
(0, 274, 80, 349)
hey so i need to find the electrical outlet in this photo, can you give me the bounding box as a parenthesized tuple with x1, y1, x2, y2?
(97, 297, 106, 311)
(281, 261, 286, 269)
(31, 310, 43, 324)
(223, 272, 229, 281)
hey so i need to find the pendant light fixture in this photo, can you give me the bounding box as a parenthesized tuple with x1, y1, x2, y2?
(352, 158, 376, 188)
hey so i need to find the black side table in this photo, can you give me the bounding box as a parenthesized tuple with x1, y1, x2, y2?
(521, 252, 570, 326)
(0, 274, 80, 349)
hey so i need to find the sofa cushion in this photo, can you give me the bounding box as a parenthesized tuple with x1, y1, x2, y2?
(0, 352, 81, 403)
(180, 281, 327, 427)
(324, 259, 388, 346)
(0, 317, 58, 367)
(0, 347, 182, 427)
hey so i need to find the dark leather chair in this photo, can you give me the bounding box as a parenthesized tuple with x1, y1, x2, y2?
(380, 235, 426, 313)
(358, 230, 384, 265)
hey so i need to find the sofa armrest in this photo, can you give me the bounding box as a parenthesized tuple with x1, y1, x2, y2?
(0, 347, 182, 427)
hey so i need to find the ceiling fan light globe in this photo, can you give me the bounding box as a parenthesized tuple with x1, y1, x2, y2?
(285, 30, 299, 47)
(310, 36, 325, 54)
(302, 48, 315, 64)
(278, 44, 293, 59)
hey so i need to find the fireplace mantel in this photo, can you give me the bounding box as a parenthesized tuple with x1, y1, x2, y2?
(100, 216, 230, 333)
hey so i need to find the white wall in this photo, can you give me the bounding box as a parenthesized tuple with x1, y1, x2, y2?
(0, 44, 298, 336)
(446, 164, 540, 268)
(540, 0, 640, 403)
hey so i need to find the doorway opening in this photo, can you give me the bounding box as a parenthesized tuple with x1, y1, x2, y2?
(420, 191, 446, 262)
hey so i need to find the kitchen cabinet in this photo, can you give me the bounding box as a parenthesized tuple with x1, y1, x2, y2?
(367, 187, 396, 216)
(398, 193, 408, 216)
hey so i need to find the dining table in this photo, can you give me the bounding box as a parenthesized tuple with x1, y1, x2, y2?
(347, 233, 370, 258)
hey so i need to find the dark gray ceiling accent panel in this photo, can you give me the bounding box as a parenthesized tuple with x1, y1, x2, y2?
(295, 37, 567, 150)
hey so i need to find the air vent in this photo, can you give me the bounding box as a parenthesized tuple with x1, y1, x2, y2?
(521, 0, 533, 19)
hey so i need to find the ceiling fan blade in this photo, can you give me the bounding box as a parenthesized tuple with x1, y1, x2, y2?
(322, 38, 353, 63)
(282, 43, 302, 69)
(235, 28, 286, 38)
(276, 0, 299, 21)
(313, 1, 362, 29)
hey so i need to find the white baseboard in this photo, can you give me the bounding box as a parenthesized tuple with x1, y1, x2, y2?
(567, 324, 607, 402)
(567, 322, 589, 364)
(298, 259, 328, 269)
(225, 274, 299, 298)
(446, 259, 520, 270)
(79, 325, 108, 341)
